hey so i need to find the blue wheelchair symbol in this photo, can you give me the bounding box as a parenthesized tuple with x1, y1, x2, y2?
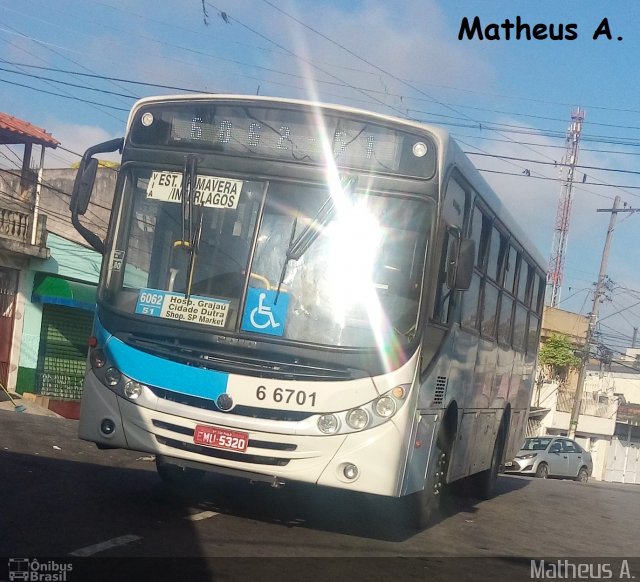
(241, 288, 290, 336)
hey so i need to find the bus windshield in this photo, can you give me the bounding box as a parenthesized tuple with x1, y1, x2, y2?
(105, 166, 432, 349)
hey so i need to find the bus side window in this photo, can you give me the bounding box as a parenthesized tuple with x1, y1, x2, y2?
(460, 204, 483, 330)
(517, 258, 530, 305)
(503, 246, 518, 294)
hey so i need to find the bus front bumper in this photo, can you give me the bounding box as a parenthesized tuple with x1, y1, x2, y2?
(78, 371, 417, 497)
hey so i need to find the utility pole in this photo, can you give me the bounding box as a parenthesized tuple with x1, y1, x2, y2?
(547, 107, 585, 307)
(568, 196, 638, 438)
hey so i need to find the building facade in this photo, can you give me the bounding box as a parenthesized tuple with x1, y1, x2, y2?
(1, 112, 114, 417)
(0, 112, 57, 391)
(529, 306, 640, 484)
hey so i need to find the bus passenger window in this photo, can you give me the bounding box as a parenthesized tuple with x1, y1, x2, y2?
(481, 282, 499, 338)
(533, 275, 546, 315)
(513, 304, 527, 351)
(503, 246, 517, 294)
(461, 272, 481, 330)
(527, 314, 541, 354)
(487, 227, 501, 283)
(498, 295, 514, 345)
(517, 260, 530, 304)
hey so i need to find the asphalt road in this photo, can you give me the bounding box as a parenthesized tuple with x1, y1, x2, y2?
(1, 410, 639, 581)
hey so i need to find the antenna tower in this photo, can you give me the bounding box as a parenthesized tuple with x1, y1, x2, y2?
(547, 107, 585, 307)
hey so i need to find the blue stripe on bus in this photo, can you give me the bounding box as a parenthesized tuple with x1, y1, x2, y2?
(94, 317, 110, 346)
(95, 319, 229, 400)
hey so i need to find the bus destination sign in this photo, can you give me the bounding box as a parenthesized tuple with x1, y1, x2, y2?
(146, 171, 243, 209)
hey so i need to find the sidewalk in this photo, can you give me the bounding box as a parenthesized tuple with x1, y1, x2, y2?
(0, 393, 62, 417)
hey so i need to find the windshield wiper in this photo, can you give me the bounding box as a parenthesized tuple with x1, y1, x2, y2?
(286, 195, 336, 261)
(179, 155, 201, 299)
(275, 176, 357, 298)
(289, 176, 357, 261)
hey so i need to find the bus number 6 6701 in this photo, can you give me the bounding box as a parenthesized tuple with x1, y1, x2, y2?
(256, 385, 317, 407)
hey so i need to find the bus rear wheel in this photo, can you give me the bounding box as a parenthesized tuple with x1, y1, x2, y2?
(156, 457, 205, 486)
(471, 427, 504, 500)
(410, 432, 450, 530)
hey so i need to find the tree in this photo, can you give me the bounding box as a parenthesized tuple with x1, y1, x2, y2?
(538, 333, 581, 386)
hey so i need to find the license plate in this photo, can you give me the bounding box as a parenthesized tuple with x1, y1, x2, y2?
(193, 425, 248, 452)
(505, 461, 513, 467)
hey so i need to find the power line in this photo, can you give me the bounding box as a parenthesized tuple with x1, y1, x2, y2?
(0, 59, 206, 96)
(0, 167, 110, 229)
(467, 149, 640, 201)
(34, 0, 640, 122)
(7, 53, 640, 153)
(476, 168, 640, 193)
(0, 27, 127, 124)
(249, 0, 602, 209)
(453, 133, 640, 157)
(0, 185, 107, 233)
(0, 77, 130, 111)
(0, 18, 136, 102)
(465, 151, 640, 178)
(0, 65, 140, 100)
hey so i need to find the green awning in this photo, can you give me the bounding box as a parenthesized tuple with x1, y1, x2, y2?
(32, 274, 97, 312)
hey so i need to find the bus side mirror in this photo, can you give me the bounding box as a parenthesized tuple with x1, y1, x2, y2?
(446, 238, 475, 291)
(71, 157, 98, 216)
(69, 137, 123, 254)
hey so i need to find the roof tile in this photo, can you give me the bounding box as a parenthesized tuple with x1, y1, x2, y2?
(0, 112, 59, 147)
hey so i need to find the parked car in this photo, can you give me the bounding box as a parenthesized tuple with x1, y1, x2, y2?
(504, 436, 593, 482)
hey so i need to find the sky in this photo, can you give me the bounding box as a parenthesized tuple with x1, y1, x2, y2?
(1, 0, 640, 357)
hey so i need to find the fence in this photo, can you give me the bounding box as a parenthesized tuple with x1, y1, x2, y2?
(556, 388, 618, 418)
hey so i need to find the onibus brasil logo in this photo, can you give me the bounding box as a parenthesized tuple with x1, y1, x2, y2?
(7, 559, 73, 582)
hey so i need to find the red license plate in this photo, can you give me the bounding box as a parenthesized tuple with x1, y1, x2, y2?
(193, 425, 248, 452)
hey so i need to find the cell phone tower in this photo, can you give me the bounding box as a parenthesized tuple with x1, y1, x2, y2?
(547, 107, 585, 307)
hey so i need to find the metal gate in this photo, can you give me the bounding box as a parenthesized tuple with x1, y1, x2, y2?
(0, 267, 18, 388)
(604, 436, 640, 484)
(36, 304, 93, 400)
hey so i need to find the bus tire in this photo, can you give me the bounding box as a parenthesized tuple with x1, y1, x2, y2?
(410, 430, 451, 530)
(156, 457, 205, 486)
(472, 427, 504, 500)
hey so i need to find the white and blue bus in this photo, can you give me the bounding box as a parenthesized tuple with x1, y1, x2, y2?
(71, 95, 546, 528)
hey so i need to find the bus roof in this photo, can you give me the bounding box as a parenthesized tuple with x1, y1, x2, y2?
(127, 94, 548, 272)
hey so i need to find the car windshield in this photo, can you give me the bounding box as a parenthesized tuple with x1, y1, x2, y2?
(104, 166, 432, 349)
(522, 437, 553, 451)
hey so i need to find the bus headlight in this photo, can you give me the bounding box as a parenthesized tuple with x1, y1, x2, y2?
(318, 414, 339, 434)
(313, 384, 410, 435)
(374, 396, 396, 418)
(104, 367, 121, 387)
(124, 380, 143, 400)
(90, 349, 106, 369)
(346, 408, 369, 430)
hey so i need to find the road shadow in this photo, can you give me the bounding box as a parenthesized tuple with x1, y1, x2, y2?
(163, 471, 532, 543)
(0, 412, 533, 545)
(0, 449, 214, 581)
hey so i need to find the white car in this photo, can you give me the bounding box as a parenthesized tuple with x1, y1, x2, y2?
(504, 437, 593, 482)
